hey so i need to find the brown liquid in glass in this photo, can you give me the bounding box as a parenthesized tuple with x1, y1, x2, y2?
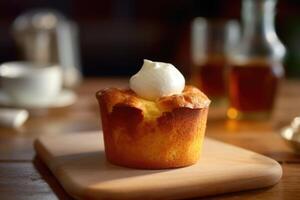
(192, 59, 226, 99)
(228, 61, 282, 114)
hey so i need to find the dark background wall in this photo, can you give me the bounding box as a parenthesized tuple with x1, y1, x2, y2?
(0, 0, 299, 77)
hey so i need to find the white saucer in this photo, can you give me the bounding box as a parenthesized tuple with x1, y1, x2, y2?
(0, 89, 77, 109)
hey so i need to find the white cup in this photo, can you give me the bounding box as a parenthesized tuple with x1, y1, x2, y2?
(0, 61, 62, 106)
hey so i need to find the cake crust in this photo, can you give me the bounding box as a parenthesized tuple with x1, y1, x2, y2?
(96, 86, 210, 169)
(98, 86, 210, 113)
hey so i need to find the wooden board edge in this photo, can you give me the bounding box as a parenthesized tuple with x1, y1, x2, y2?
(34, 138, 82, 200)
(33, 134, 283, 200)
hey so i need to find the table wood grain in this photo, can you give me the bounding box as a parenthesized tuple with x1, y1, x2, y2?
(0, 78, 300, 200)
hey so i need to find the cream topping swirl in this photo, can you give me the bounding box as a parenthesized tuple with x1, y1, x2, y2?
(129, 59, 185, 101)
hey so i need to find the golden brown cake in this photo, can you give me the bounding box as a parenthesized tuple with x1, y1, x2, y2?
(96, 85, 210, 169)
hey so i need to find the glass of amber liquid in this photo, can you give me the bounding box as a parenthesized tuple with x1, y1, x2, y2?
(228, 59, 284, 119)
(227, 0, 286, 120)
(191, 18, 240, 102)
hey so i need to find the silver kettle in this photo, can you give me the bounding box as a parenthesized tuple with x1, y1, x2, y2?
(12, 9, 82, 88)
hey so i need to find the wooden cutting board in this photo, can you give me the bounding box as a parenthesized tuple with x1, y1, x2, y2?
(34, 132, 282, 200)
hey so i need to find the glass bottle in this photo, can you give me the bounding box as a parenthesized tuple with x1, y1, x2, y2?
(227, 0, 286, 120)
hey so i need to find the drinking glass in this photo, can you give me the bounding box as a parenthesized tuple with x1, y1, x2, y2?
(191, 17, 240, 103)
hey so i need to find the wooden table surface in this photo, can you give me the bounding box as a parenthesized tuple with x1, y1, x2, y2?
(0, 78, 300, 200)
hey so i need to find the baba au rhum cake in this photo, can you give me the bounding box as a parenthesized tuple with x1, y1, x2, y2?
(96, 59, 210, 169)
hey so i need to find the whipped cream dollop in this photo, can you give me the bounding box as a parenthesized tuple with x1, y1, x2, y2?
(129, 59, 185, 101)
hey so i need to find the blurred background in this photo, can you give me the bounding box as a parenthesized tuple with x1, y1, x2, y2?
(0, 0, 299, 78)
